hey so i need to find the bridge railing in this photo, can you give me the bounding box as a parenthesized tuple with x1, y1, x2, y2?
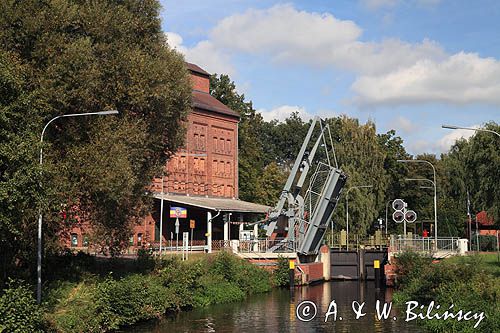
(390, 237, 461, 253)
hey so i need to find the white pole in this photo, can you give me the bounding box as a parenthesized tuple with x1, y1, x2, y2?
(159, 186, 163, 255)
(207, 211, 213, 253)
(37, 110, 118, 304)
(176, 217, 179, 252)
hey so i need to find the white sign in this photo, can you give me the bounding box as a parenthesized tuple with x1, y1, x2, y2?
(183, 232, 189, 251)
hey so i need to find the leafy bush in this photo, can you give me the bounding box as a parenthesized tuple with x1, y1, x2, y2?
(471, 235, 498, 251)
(393, 251, 433, 287)
(0, 280, 45, 333)
(47, 252, 272, 332)
(193, 274, 245, 307)
(394, 253, 500, 332)
(209, 251, 271, 294)
(272, 256, 290, 287)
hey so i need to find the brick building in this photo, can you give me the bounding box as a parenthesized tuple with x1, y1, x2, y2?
(67, 63, 268, 252)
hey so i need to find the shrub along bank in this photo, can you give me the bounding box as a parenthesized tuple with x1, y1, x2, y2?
(393, 252, 500, 333)
(0, 251, 274, 333)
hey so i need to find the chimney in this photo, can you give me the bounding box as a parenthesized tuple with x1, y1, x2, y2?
(186, 62, 210, 93)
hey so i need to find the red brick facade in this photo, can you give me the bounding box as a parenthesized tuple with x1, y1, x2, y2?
(151, 63, 239, 199)
(64, 63, 240, 249)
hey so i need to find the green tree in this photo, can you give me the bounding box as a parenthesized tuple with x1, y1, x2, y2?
(328, 116, 389, 235)
(440, 122, 500, 231)
(255, 162, 288, 207)
(0, 0, 191, 279)
(210, 74, 267, 203)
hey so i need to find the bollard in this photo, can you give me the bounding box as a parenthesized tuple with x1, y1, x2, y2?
(289, 260, 295, 289)
(374, 260, 381, 289)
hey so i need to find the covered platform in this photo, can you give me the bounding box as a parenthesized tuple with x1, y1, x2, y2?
(151, 193, 270, 253)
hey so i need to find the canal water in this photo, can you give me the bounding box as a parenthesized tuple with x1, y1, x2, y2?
(129, 281, 422, 332)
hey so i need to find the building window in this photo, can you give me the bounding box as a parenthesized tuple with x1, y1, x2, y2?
(200, 158, 205, 174)
(137, 233, 143, 244)
(71, 234, 78, 247)
(82, 235, 89, 247)
(194, 133, 199, 150)
(200, 134, 206, 151)
(219, 161, 225, 177)
(194, 157, 199, 174)
(219, 138, 225, 153)
(225, 162, 231, 178)
(129, 236, 134, 245)
(212, 160, 218, 176)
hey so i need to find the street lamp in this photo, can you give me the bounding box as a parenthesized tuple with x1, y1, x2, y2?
(346, 185, 373, 251)
(398, 160, 438, 245)
(405, 178, 436, 238)
(37, 110, 118, 304)
(442, 124, 499, 251)
(442, 124, 500, 137)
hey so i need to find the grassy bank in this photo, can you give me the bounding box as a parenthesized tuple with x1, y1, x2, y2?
(393, 252, 500, 332)
(1, 251, 278, 333)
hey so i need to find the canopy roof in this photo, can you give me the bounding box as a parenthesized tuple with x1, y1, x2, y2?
(153, 193, 270, 214)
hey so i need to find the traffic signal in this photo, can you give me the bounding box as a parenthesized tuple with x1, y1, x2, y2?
(391, 199, 417, 224)
(393, 211, 405, 223)
(405, 210, 417, 223)
(392, 199, 405, 211)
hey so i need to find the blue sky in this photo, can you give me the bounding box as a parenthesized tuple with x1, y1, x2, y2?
(159, 0, 500, 155)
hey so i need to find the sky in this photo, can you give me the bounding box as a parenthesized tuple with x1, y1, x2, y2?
(159, 0, 500, 156)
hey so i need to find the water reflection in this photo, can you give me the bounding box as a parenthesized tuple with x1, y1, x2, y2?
(128, 281, 421, 333)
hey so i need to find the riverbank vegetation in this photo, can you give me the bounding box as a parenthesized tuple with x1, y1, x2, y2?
(0, 251, 273, 333)
(393, 252, 500, 332)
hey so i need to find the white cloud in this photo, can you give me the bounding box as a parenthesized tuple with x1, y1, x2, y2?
(408, 125, 478, 154)
(257, 105, 336, 122)
(437, 125, 478, 151)
(165, 32, 185, 51)
(352, 53, 500, 105)
(257, 105, 310, 122)
(165, 32, 235, 76)
(209, 4, 445, 75)
(389, 116, 413, 134)
(168, 4, 500, 108)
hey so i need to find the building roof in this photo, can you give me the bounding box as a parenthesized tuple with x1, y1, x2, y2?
(186, 62, 210, 77)
(192, 90, 240, 118)
(153, 193, 270, 214)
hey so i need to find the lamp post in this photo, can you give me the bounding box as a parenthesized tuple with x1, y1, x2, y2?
(442, 124, 499, 251)
(405, 178, 436, 238)
(346, 185, 373, 251)
(442, 124, 500, 138)
(398, 160, 438, 246)
(37, 110, 118, 304)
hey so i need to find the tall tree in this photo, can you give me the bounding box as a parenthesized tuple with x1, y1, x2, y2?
(328, 116, 389, 235)
(210, 74, 267, 203)
(440, 122, 500, 227)
(0, 0, 192, 278)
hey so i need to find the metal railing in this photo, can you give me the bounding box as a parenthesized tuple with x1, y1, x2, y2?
(390, 237, 460, 253)
(235, 238, 297, 253)
(326, 233, 390, 250)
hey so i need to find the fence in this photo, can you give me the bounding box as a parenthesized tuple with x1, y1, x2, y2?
(390, 237, 460, 253)
(326, 232, 390, 250)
